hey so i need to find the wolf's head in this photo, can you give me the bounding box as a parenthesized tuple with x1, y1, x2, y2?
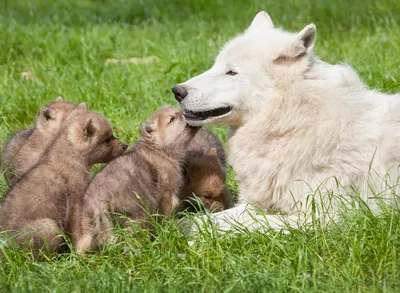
(172, 11, 317, 127)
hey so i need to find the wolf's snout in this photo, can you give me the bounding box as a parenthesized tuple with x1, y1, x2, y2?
(172, 85, 188, 102)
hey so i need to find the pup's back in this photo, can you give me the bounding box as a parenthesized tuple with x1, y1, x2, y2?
(1, 97, 77, 186)
(179, 129, 234, 212)
(188, 129, 227, 168)
(72, 146, 159, 248)
(1, 128, 34, 175)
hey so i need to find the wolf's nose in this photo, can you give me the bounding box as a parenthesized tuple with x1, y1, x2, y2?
(172, 85, 188, 102)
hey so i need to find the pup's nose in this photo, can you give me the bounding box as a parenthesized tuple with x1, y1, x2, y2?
(122, 143, 128, 151)
(172, 85, 188, 102)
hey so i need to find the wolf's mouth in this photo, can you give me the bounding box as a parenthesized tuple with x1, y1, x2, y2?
(183, 106, 232, 121)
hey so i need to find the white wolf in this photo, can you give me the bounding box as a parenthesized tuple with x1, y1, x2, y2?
(172, 11, 400, 233)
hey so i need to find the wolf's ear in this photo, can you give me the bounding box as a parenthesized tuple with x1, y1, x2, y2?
(56, 96, 64, 102)
(40, 106, 56, 121)
(247, 11, 274, 34)
(296, 24, 317, 54)
(140, 122, 153, 138)
(83, 118, 95, 137)
(277, 24, 317, 61)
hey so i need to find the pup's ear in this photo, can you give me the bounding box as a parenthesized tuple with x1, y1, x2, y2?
(247, 11, 274, 34)
(140, 122, 153, 138)
(56, 96, 64, 102)
(206, 148, 218, 157)
(40, 106, 56, 121)
(83, 118, 95, 137)
(76, 102, 88, 112)
(276, 24, 317, 62)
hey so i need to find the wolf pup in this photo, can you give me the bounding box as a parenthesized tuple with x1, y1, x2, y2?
(72, 106, 199, 254)
(1, 97, 77, 187)
(0, 104, 127, 255)
(178, 129, 234, 212)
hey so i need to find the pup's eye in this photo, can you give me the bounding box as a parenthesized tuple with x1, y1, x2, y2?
(168, 116, 176, 124)
(226, 70, 237, 76)
(204, 194, 213, 199)
(105, 137, 112, 143)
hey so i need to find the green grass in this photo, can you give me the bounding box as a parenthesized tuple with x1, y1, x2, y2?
(0, 0, 399, 291)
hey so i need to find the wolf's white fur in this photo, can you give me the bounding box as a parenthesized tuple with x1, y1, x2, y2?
(177, 11, 400, 233)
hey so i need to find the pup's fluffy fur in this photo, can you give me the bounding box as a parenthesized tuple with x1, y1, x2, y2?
(178, 129, 233, 212)
(174, 11, 400, 232)
(72, 106, 199, 254)
(1, 97, 76, 187)
(0, 104, 127, 255)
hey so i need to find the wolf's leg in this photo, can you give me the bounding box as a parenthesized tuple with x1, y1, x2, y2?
(183, 203, 309, 235)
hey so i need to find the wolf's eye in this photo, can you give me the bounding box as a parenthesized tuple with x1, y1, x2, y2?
(168, 116, 175, 124)
(105, 137, 112, 143)
(226, 70, 237, 76)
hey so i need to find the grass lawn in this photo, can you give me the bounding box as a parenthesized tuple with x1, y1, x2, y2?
(0, 0, 400, 291)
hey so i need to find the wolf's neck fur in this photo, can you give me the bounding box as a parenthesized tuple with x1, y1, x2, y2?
(231, 57, 392, 169)
(304, 58, 364, 87)
(241, 58, 377, 127)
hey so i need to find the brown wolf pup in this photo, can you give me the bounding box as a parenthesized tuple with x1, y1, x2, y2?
(0, 104, 127, 256)
(1, 97, 77, 187)
(178, 129, 234, 213)
(72, 106, 199, 254)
